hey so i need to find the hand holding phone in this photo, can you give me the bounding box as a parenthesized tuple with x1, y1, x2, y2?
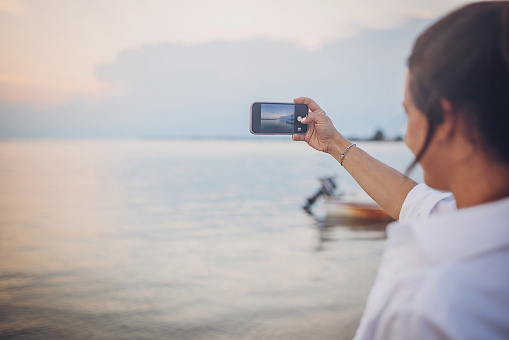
(250, 102, 308, 135)
(291, 97, 348, 155)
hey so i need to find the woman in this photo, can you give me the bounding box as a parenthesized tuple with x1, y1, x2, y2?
(293, 2, 509, 339)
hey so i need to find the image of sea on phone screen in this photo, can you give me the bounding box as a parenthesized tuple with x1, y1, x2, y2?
(261, 103, 295, 133)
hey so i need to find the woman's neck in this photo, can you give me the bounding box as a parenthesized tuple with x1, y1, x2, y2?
(450, 156, 509, 209)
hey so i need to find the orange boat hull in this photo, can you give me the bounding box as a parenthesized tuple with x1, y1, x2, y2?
(324, 196, 393, 221)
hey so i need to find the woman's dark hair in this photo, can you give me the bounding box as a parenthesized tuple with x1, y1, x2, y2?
(406, 1, 509, 173)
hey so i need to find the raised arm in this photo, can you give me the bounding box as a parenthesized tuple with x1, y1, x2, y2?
(292, 97, 417, 220)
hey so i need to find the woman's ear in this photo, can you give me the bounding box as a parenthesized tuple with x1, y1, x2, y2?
(435, 98, 457, 144)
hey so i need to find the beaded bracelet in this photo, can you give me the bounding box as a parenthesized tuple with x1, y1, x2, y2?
(340, 143, 356, 166)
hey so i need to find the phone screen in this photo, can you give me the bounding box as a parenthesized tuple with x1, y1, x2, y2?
(250, 102, 308, 135)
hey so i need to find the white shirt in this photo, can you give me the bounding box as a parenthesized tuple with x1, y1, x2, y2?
(353, 183, 509, 340)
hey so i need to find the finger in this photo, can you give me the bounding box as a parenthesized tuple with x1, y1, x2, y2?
(300, 111, 321, 124)
(292, 134, 306, 141)
(293, 97, 323, 113)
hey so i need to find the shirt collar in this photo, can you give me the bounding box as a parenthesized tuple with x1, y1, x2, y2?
(389, 196, 509, 264)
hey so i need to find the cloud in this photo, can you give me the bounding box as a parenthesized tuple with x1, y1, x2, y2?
(0, 0, 27, 14)
(0, 0, 474, 107)
(0, 17, 431, 139)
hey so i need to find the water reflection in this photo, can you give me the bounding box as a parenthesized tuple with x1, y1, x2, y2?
(320, 216, 390, 231)
(312, 215, 388, 253)
(0, 140, 408, 340)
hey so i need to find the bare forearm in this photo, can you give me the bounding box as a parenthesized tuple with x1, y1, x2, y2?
(329, 135, 417, 220)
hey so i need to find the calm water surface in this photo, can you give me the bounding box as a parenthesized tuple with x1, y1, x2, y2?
(0, 139, 420, 340)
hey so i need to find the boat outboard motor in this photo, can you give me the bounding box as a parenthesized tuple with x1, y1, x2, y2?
(303, 177, 336, 214)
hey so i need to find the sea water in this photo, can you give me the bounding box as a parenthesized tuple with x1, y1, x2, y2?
(0, 139, 421, 340)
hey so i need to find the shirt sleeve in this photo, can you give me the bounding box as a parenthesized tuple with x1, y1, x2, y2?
(399, 183, 455, 223)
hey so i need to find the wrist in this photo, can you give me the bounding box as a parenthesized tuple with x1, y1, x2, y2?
(329, 134, 352, 161)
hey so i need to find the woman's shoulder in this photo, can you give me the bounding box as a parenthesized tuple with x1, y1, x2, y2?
(399, 183, 455, 222)
(375, 250, 509, 340)
(418, 253, 509, 338)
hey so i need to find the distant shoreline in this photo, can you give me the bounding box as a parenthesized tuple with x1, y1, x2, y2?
(0, 136, 406, 142)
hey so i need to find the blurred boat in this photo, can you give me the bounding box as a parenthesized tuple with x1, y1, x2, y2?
(322, 195, 392, 221)
(303, 177, 393, 222)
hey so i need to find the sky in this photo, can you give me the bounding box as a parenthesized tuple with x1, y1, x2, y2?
(261, 104, 294, 120)
(0, 0, 478, 138)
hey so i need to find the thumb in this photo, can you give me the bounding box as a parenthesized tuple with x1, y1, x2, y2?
(292, 134, 306, 141)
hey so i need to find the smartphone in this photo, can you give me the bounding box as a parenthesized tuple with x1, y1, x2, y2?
(250, 102, 308, 135)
